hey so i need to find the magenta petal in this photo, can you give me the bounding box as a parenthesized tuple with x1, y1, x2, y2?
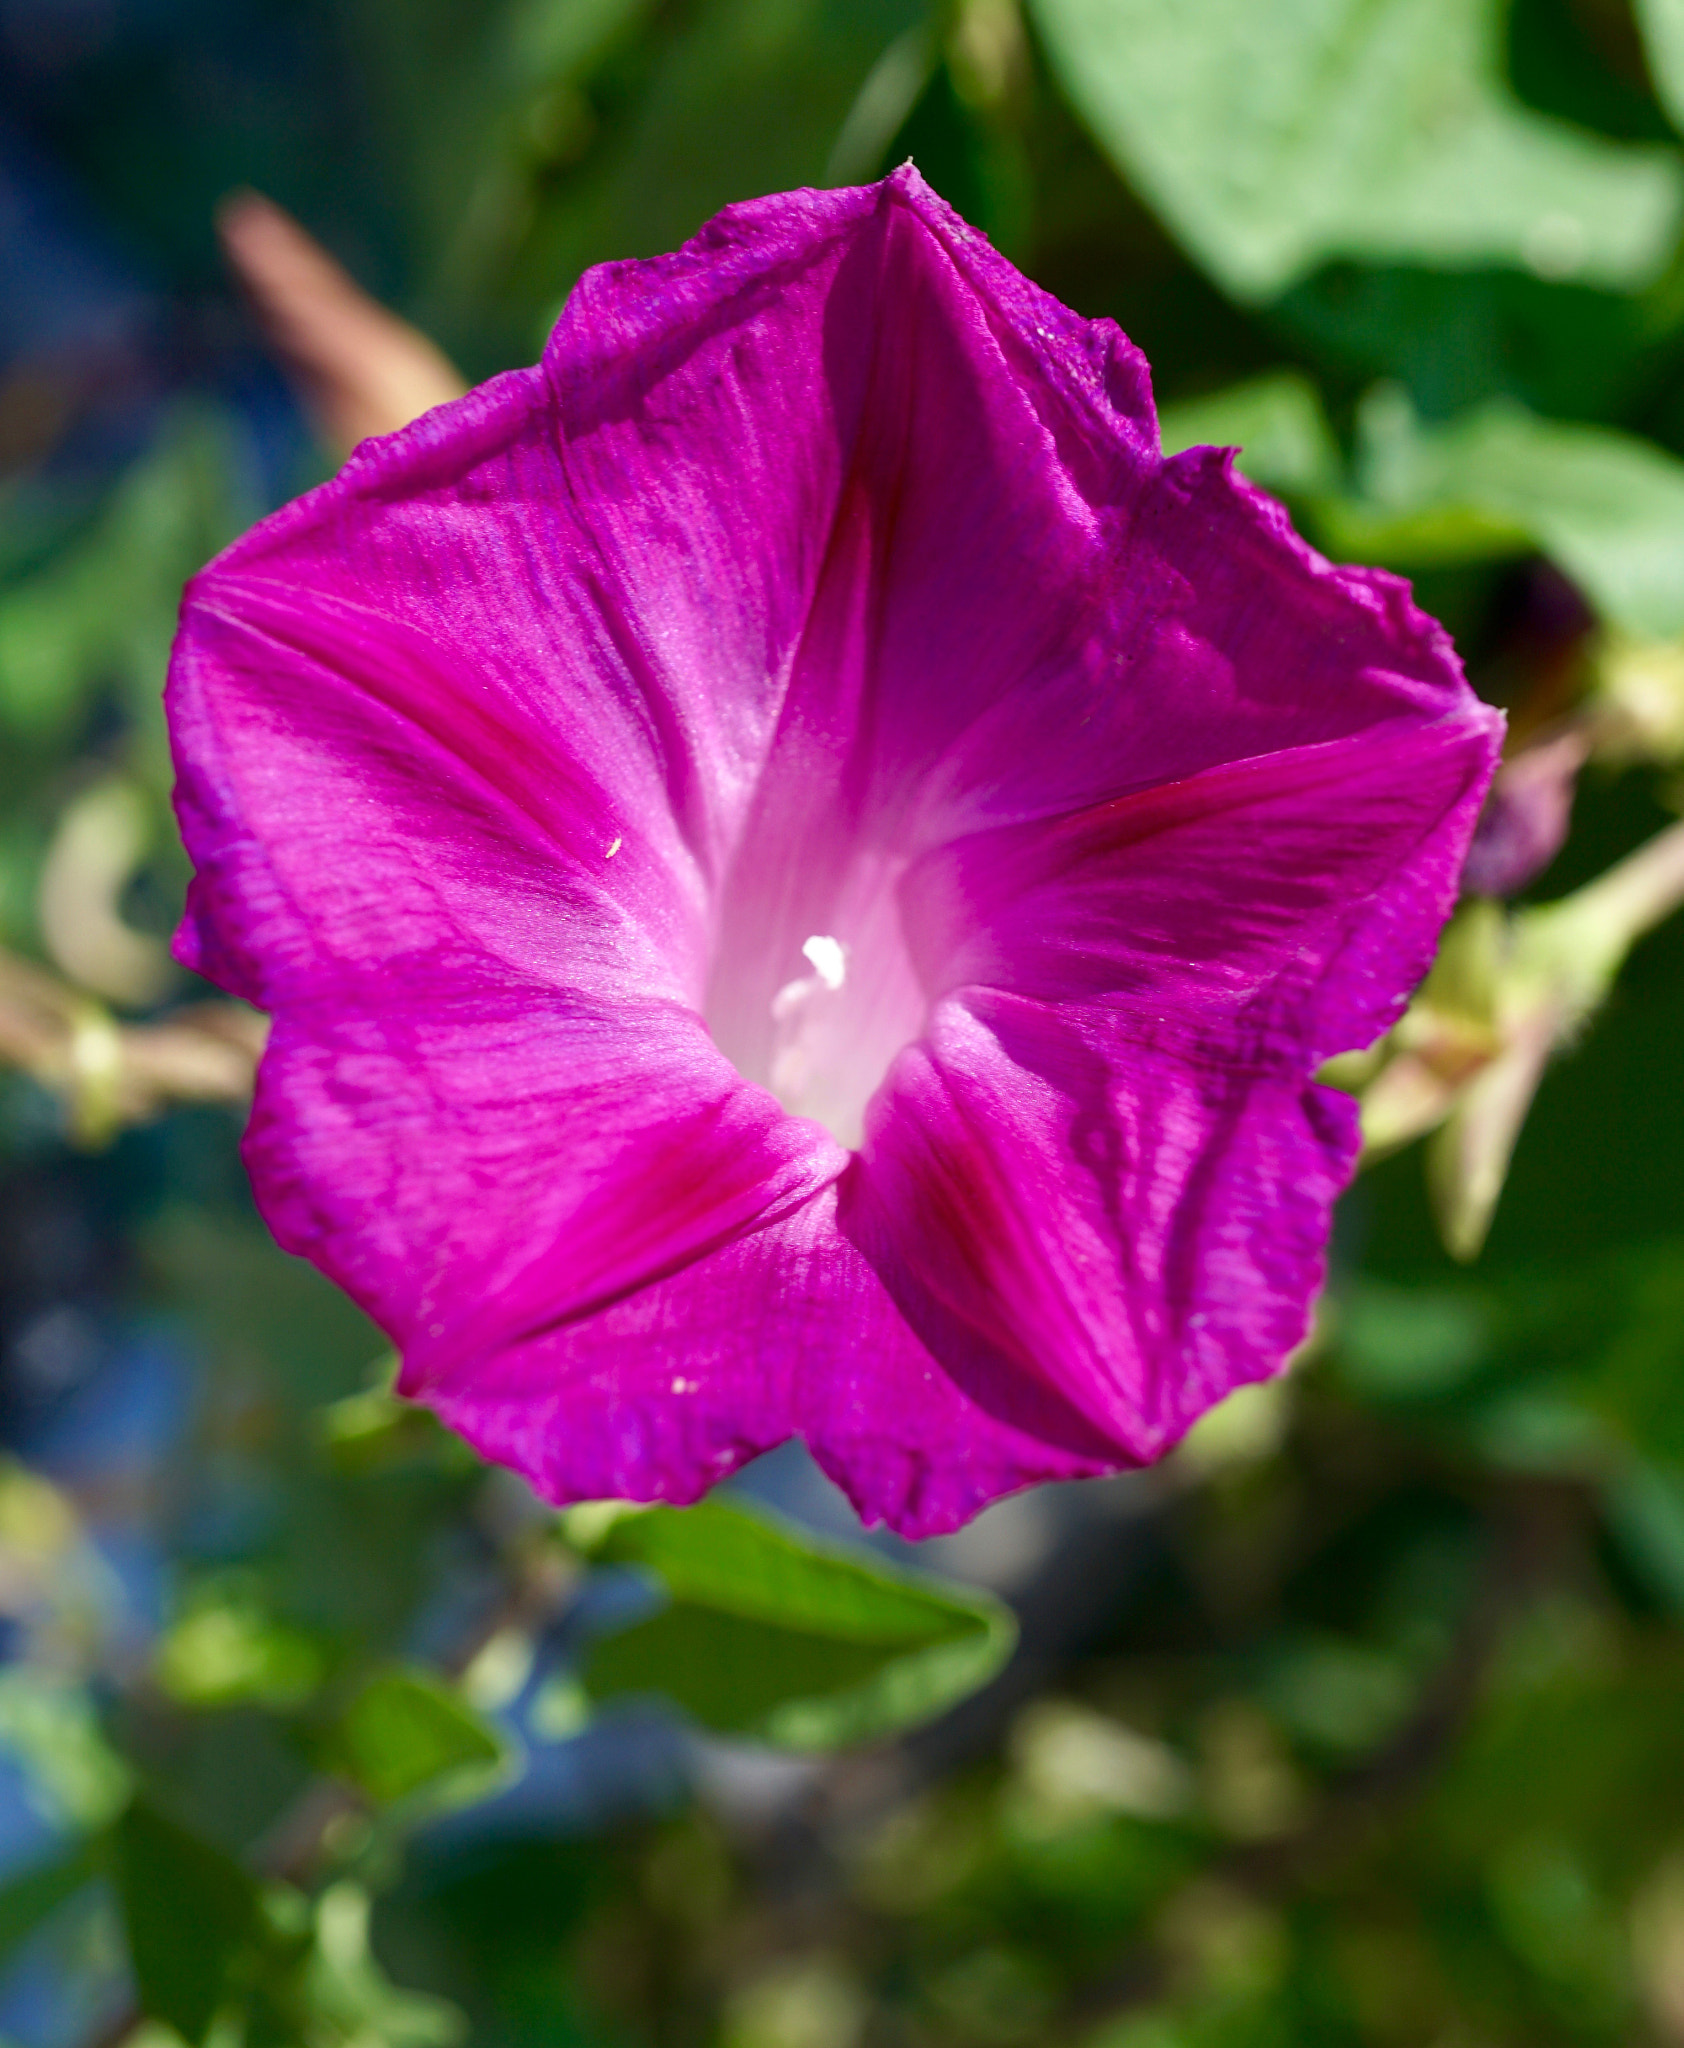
(168, 420, 847, 1366)
(168, 167, 1501, 1535)
(409, 1182, 1121, 1541)
(861, 715, 1495, 1458)
(251, 989, 839, 1374)
(853, 993, 1359, 1462)
(901, 717, 1496, 1061)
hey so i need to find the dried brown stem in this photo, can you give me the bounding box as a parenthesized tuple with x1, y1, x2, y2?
(0, 945, 264, 1142)
(218, 191, 467, 455)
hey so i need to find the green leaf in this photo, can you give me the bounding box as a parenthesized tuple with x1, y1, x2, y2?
(0, 1672, 130, 1829)
(1158, 372, 1341, 496)
(1604, 1461, 1684, 1613)
(1260, 1636, 1416, 1756)
(1463, 1389, 1620, 1475)
(155, 1583, 325, 1711)
(111, 1798, 263, 2046)
(824, 23, 939, 185)
(570, 1497, 1016, 1749)
(496, 0, 653, 87)
(1573, 1251, 1684, 1465)
(400, 0, 925, 356)
(1029, 0, 1683, 301)
(301, 1882, 466, 2047)
(1317, 388, 1684, 636)
(0, 1839, 98, 1965)
(330, 1667, 510, 1807)
(1433, 1657, 1684, 1877)
(1637, 0, 1684, 138)
(317, 1356, 469, 1475)
(1335, 1282, 1492, 1400)
(0, 409, 252, 745)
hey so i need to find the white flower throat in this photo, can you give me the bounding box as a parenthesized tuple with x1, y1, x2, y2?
(704, 850, 931, 1152)
(759, 903, 928, 1148)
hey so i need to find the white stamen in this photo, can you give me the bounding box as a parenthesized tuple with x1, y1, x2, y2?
(800, 933, 847, 990)
(605, 835, 622, 858)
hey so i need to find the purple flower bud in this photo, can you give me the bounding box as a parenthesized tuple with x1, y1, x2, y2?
(1462, 727, 1588, 897)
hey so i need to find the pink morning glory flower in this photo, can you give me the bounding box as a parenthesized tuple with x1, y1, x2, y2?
(167, 169, 1500, 1538)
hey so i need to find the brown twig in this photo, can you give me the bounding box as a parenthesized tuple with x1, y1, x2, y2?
(0, 945, 264, 1144)
(217, 192, 467, 455)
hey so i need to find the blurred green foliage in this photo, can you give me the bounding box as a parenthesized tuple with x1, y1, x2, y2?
(570, 1497, 1015, 1747)
(1032, 0, 1684, 299)
(11, 0, 1684, 2043)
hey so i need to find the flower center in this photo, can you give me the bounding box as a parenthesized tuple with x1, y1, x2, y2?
(705, 862, 929, 1151)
